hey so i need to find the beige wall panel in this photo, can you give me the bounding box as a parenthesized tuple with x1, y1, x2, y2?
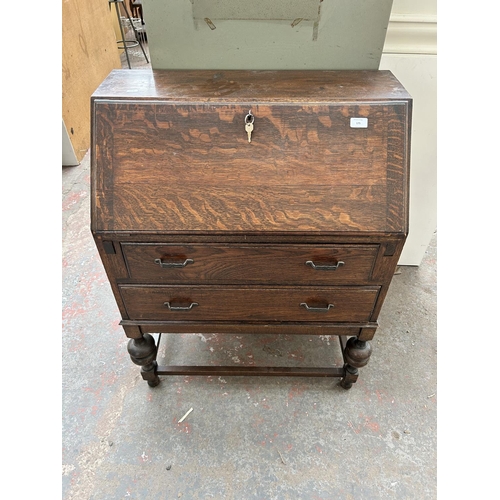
(381, 0, 437, 265)
(380, 54, 436, 265)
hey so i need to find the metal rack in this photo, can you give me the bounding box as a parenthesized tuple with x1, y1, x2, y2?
(109, 0, 149, 69)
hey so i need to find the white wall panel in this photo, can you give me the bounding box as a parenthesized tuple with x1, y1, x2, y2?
(381, 0, 437, 265)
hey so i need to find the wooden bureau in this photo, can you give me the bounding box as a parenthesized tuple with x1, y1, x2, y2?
(90, 69, 411, 389)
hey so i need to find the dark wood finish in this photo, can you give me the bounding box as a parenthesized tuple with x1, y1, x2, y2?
(90, 70, 411, 389)
(121, 323, 143, 340)
(122, 243, 379, 284)
(93, 101, 407, 234)
(91, 69, 411, 102)
(342, 337, 373, 368)
(121, 320, 370, 337)
(340, 337, 373, 389)
(119, 285, 380, 322)
(127, 333, 160, 387)
(156, 365, 345, 378)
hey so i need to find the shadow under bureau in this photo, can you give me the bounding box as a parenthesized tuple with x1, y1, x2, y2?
(90, 69, 411, 389)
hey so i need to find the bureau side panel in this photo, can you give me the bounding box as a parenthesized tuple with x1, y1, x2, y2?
(92, 236, 131, 319)
(91, 100, 116, 233)
(370, 237, 407, 321)
(386, 101, 411, 234)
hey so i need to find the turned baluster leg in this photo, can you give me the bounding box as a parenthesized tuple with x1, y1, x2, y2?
(127, 333, 161, 387)
(340, 337, 372, 390)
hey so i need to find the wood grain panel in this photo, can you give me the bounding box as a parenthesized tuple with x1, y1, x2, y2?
(92, 98, 408, 233)
(126, 320, 367, 336)
(98, 184, 387, 232)
(91, 71, 410, 235)
(107, 102, 388, 187)
(121, 243, 379, 284)
(386, 103, 409, 233)
(91, 70, 412, 102)
(119, 285, 380, 322)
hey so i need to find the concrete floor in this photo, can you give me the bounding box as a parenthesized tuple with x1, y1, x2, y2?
(62, 46, 437, 499)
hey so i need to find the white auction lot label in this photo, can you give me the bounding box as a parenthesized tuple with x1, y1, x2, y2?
(350, 117, 368, 128)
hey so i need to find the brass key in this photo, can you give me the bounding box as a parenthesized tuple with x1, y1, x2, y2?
(244, 111, 254, 143)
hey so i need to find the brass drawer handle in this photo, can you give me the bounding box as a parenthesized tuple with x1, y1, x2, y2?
(305, 260, 345, 271)
(163, 301, 199, 311)
(155, 258, 194, 268)
(300, 302, 334, 312)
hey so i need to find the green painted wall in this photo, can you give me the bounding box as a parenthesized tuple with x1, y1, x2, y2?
(142, 0, 393, 70)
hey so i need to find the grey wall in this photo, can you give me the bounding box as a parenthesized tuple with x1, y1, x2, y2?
(142, 0, 393, 70)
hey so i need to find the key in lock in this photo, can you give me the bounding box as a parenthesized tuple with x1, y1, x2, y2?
(244, 111, 254, 143)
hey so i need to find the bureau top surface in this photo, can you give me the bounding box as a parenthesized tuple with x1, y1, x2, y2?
(91, 70, 411, 103)
(91, 70, 411, 235)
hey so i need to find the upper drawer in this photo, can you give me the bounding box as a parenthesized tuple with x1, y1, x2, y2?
(92, 100, 409, 234)
(121, 243, 378, 284)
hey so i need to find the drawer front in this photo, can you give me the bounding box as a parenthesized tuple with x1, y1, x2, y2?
(121, 244, 378, 284)
(119, 285, 380, 322)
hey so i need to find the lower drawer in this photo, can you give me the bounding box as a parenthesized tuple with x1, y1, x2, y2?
(119, 285, 380, 322)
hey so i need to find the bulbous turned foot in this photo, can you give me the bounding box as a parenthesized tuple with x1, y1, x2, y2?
(344, 337, 372, 368)
(340, 337, 372, 390)
(127, 333, 160, 387)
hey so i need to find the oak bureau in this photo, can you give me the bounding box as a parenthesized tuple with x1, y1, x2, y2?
(90, 69, 411, 389)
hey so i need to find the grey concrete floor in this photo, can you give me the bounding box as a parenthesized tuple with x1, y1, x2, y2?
(63, 44, 436, 499)
(62, 146, 437, 499)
